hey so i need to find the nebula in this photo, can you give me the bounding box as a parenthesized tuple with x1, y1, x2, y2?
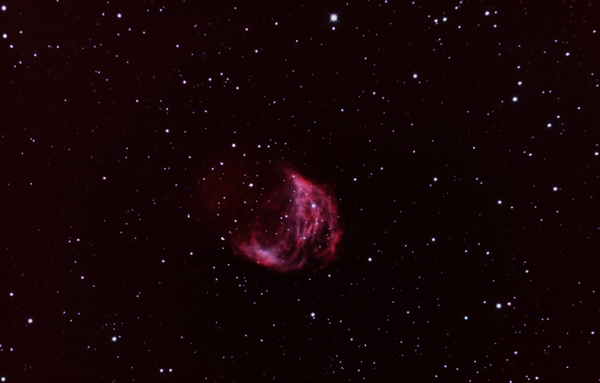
(198, 155, 343, 273)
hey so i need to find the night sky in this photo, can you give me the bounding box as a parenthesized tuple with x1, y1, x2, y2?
(2, 1, 600, 382)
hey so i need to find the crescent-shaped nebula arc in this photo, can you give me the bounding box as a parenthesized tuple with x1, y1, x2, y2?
(197, 156, 343, 273)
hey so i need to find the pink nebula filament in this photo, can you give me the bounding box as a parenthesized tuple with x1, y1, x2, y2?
(204, 164, 343, 273)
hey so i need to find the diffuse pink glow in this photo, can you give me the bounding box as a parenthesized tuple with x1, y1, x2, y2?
(201, 161, 343, 273)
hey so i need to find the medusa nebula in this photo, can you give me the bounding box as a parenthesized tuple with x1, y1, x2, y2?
(198, 155, 343, 273)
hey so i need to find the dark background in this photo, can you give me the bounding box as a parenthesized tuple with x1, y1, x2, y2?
(2, 0, 600, 381)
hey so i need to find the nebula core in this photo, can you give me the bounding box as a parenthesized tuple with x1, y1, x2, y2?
(199, 157, 343, 273)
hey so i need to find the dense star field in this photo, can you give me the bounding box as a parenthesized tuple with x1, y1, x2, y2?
(2, 1, 600, 382)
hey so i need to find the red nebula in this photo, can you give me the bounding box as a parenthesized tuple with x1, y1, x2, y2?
(198, 157, 343, 273)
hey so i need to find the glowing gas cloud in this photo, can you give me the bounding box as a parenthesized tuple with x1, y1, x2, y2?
(198, 157, 343, 273)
